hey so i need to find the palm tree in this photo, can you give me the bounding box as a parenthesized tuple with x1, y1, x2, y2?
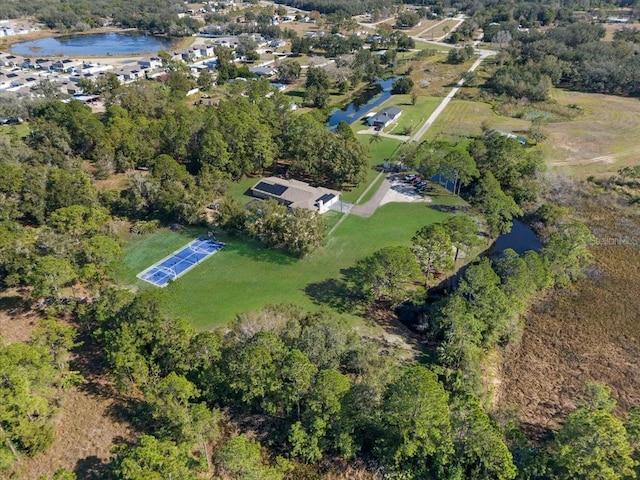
(369, 132, 383, 144)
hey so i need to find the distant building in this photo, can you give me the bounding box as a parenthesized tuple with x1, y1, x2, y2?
(250, 177, 340, 214)
(138, 57, 163, 70)
(367, 106, 402, 128)
(249, 65, 277, 77)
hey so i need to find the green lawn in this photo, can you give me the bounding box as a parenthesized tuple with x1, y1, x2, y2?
(0, 123, 29, 138)
(383, 95, 442, 136)
(227, 176, 261, 204)
(357, 171, 386, 205)
(423, 99, 531, 142)
(117, 193, 464, 329)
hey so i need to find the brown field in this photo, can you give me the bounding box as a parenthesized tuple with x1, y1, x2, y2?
(496, 189, 640, 439)
(92, 172, 130, 191)
(0, 290, 39, 344)
(407, 53, 473, 98)
(541, 90, 640, 178)
(11, 383, 133, 479)
(397, 19, 440, 37)
(1, 301, 134, 479)
(601, 21, 640, 41)
(275, 20, 327, 37)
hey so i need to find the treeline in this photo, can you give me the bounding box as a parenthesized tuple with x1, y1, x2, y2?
(217, 198, 328, 256)
(346, 227, 622, 479)
(274, 0, 392, 16)
(0, 0, 200, 35)
(488, 22, 640, 98)
(0, 152, 123, 296)
(76, 291, 518, 479)
(30, 272, 639, 479)
(429, 223, 592, 390)
(28, 79, 367, 190)
(21, 78, 367, 227)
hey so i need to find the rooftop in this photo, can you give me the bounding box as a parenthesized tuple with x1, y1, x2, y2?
(251, 177, 340, 212)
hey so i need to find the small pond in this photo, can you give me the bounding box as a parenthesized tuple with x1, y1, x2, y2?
(491, 220, 543, 256)
(10, 32, 175, 57)
(327, 77, 397, 127)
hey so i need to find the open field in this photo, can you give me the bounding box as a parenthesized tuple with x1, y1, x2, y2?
(407, 53, 471, 97)
(541, 90, 640, 178)
(117, 193, 464, 329)
(418, 18, 463, 40)
(497, 192, 640, 438)
(0, 123, 29, 138)
(422, 99, 531, 141)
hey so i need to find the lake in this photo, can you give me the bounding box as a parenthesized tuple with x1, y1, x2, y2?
(10, 32, 175, 57)
(327, 77, 397, 127)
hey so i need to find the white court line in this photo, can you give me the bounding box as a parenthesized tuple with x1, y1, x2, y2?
(137, 238, 224, 287)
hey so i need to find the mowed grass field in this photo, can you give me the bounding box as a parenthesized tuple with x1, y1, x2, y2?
(540, 89, 640, 178)
(117, 192, 463, 329)
(383, 95, 442, 135)
(423, 99, 531, 141)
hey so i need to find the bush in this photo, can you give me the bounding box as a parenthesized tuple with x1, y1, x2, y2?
(391, 77, 414, 95)
(130, 220, 160, 235)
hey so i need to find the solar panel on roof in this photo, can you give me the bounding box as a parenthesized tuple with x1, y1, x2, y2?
(255, 181, 288, 196)
(316, 193, 335, 203)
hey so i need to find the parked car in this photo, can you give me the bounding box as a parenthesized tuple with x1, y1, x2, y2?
(410, 176, 423, 185)
(404, 174, 416, 182)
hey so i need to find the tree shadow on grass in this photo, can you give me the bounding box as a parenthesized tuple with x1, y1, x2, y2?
(223, 238, 298, 266)
(0, 293, 30, 313)
(286, 89, 305, 99)
(74, 455, 110, 480)
(428, 203, 472, 215)
(304, 267, 364, 314)
(104, 397, 155, 435)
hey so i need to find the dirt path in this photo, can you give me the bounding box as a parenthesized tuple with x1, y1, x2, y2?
(356, 127, 409, 141)
(548, 146, 640, 167)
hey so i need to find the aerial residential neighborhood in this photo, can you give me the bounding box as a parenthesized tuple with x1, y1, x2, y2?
(1, 0, 640, 479)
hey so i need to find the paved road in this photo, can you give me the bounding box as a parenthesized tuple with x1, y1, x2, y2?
(350, 178, 391, 218)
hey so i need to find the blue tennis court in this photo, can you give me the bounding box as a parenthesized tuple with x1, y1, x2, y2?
(137, 237, 224, 287)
